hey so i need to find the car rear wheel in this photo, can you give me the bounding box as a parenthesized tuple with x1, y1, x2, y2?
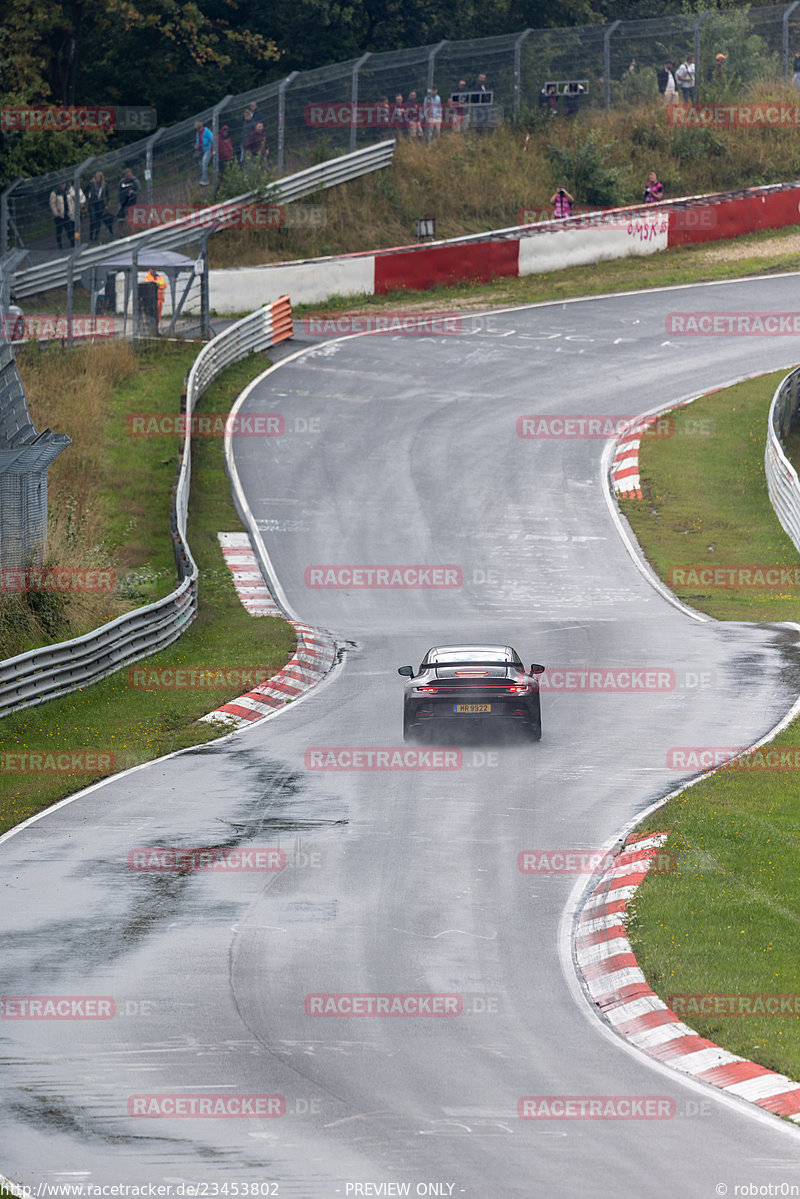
(403, 713, 417, 743)
(525, 722, 542, 742)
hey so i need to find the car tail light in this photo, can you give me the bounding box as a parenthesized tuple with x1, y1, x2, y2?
(455, 670, 488, 676)
(507, 685, 527, 693)
(418, 686, 437, 693)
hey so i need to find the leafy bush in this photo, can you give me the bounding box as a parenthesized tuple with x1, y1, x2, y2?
(548, 130, 631, 206)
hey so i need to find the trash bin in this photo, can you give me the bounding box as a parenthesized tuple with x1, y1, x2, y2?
(138, 281, 158, 336)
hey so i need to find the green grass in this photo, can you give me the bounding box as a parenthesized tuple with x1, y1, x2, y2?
(619, 371, 800, 1079)
(0, 350, 296, 837)
(619, 372, 800, 622)
(629, 746, 800, 1080)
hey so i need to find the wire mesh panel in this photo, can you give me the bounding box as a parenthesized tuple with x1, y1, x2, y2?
(520, 25, 609, 115)
(4, 4, 798, 259)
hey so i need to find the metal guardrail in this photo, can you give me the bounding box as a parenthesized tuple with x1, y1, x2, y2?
(12, 142, 395, 300)
(0, 298, 293, 717)
(765, 365, 800, 554)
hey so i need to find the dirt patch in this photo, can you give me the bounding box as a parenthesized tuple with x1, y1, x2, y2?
(698, 230, 800, 263)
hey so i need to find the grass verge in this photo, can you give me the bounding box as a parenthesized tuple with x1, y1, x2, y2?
(0, 348, 296, 838)
(617, 370, 800, 1080)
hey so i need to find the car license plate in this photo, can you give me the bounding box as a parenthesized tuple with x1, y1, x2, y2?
(454, 703, 491, 713)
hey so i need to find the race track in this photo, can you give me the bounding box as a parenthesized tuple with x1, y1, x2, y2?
(3, 276, 800, 1196)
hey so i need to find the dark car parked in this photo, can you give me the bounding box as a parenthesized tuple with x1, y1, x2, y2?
(399, 644, 545, 743)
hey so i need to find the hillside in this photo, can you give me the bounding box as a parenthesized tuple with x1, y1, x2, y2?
(208, 93, 800, 269)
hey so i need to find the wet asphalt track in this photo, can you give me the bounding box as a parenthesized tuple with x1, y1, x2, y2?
(3, 278, 800, 1195)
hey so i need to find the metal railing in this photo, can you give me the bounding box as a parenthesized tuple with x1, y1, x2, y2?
(12, 141, 395, 299)
(5, 4, 799, 257)
(765, 365, 800, 553)
(0, 297, 293, 717)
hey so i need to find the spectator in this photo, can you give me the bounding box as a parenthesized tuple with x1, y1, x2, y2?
(550, 186, 574, 218)
(239, 107, 254, 162)
(116, 166, 140, 234)
(195, 120, 213, 185)
(245, 119, 269, 171)
(658, 62, 677, 105)
(375, 96, 390, 137)
(424, 85, 442, 142)
(622, 60, 637, 79)
(675, 55, 695, 102)
(49, 182, 69, 250)
(405, 90, 423, 139)
(472, 72, 489, 93)
(86, 170, 114, 243)
(794, 49, 800, 90)
(247, 99, 264, 126)
(218, 124, 234, 175)
(563, 81, 585, 117)
(707, 53, 726, 83)
(643, 171, 663, 204)
(539, 83, 558, 117)
(390, 93, 406, 136)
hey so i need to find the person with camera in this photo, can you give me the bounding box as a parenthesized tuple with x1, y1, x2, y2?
(643, 171, 663, 204)
(550, 186, 574, 219)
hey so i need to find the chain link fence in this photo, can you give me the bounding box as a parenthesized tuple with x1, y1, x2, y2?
(4, 4, 800, 263)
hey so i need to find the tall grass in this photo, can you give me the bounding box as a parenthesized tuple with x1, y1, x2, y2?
(209, 81, 800, 269)
(0, 341, 139, 656)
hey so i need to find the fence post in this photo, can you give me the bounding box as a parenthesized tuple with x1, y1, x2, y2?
(72, 156, 94, 246)
(694, 11, 709, 102)
(428, 41, 447, 93)
(350, 53, 371, 153)
(211, 96, 232, 192)
(1, 179, 23, 256)
(277, 71, 299, 174)
(144, 128, 166, 204)
(604, 21, 621, 110)
(131, 246, 139, 343)
(784, 2, 800, 79)
(514, 30, 532, 118)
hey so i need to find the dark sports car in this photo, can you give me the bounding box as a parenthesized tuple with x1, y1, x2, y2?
(399, 644, 545, 743)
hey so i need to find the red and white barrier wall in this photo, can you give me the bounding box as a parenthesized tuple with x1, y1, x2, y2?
(208, 181, 800, 313)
